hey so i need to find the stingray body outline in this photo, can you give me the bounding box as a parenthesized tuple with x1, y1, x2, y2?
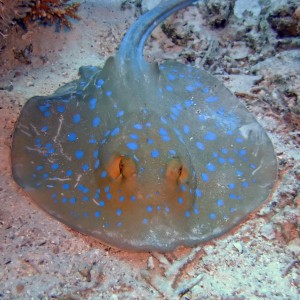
(11, 0, 277, 251)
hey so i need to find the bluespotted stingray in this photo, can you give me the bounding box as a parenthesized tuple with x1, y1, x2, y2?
(11, 0, 277, 251)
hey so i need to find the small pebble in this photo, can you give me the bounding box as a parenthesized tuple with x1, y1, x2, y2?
(260, 223, 276, 240)
(26, 81, 34, 87)
(147, 256, 155, 270)
(233, 242, 244, 253)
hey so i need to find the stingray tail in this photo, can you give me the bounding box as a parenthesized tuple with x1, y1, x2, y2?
(117, 0, 198, 72)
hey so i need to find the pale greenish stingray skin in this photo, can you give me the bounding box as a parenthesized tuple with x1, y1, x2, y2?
(11, 0, 277, 251)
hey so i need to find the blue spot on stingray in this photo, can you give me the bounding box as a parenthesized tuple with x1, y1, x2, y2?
(51, 163, 59, 171)
(228, 183, 235, 189)
(239, 149, 247, 156)
(106, 90, 112, 97)
(89, 135, 97, 144)
(36, 165, 43, 171)
(131, 195, 136, 202)
(93, 117, 101, 127)
(78, 185, 89, 194)
(183, 125, 190, 135)
(44, 111, 51, 118)
(147, 205, 153, 212)
(159, 127, 168, 136)
(185, 85, 194, 92)
(171, 106, 180, 116)
(181, 185, 186, 192)
(73, 114, 81, 123)
(201, 173, 209, 182)
(168, 73, 176, 80)
(236, 170, 243, 177)
(127, 142, 138, 150)
(106, 193, 112, 200)
(95, 211, 100, 218)
(221, 148, 228, 154)
(101, 171, 107, 178)
(82, 196, 89, 202)
(143, 218, 148, 224)
(151, 149, 160, 158)
(67, 132, 77, 142)
(111, 127, 120, 136)
(169, 149, 176, 156)
(62, 197, 67, 203)
(195, 188, 202, 198)
(205, 132, 217, 141)
(196, 141, 205, 151)
(198, 114, 207, 122)
(35, 138, 42, 147)
(185, 99, 194, 107)
(165, 207, 170, 213)
(230, 207, 237, 213)
(166, 85, 173, 92)
(41, 126, 48, 132)
(56, 105, 65, 113)
(161, 117, 168, 124)
(94, 160, 100, 169)
(75, 150, 84, 159)
(133, 124, 143, 130)
(89, 98, 97, 110)
(99, 201, 105, 207)
(194, 207, 199, 214)
(82, 163, 89, 172)
(210, 213, 216, 220)
(228, 158, 235, 164)
(205, 96, 218, 103)
(217, 199, 224, 206)
(130, 133, 139, 140)
(242, 181, 249, 188)
(206, 163, 216, 172)
(43, 173, 49, 179)
(218, 157, 226, 164)
(236, 137, 244, 143)
(66, 169, 73, 176)
(96, 79, 104, 88)
(250, 163, 256, 169)
(83, 212, 88, 218)
(70, 197, 76, 204)
(117, 110, 124, 117)
(178, 197, 183, 204)
(116, 209, 122, 216)
(39, 104, 49, 112)
(119, 195, 124, 202)
(63, 183, 70, 190)
(162, 135, 171, 142)
(185, 211, 191, 218)
(93, 150, 99, 159)
(147, 138, 154, 144)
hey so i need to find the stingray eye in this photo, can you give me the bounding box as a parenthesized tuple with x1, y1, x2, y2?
(106, 154, 136, 179)
(106, 154, 122, 179)
(119, 156, 136, 179)
(165, 157, 188, 183)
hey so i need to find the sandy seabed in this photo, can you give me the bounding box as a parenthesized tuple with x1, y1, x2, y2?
(0, 0, 299, 299)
